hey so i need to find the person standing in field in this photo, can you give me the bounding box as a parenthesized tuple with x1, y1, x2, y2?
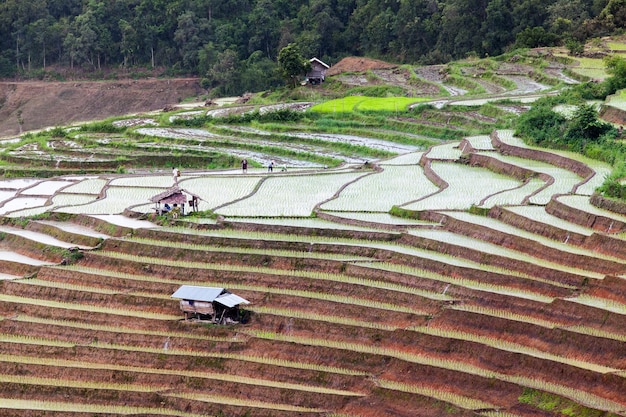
(241, 159, 248, 173)
(268, 160, 274, 172)
(173, 167, 180, 184)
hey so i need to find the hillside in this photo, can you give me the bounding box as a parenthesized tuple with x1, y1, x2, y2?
(0, 47, 624, 417)
(0, 78, 204, 137)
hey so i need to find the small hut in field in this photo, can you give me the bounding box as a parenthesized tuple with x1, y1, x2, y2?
(150, 186, 200, 215)
(171, 285, 250, 324)
(306, 57, 329, 84)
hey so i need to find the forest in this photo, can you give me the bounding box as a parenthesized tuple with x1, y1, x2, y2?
(0, 0, 625, 95)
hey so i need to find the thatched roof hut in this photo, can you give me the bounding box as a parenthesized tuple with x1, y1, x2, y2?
(150, 186, 201, 214)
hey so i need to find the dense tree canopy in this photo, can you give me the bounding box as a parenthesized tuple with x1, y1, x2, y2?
(0, 0, 621, 93)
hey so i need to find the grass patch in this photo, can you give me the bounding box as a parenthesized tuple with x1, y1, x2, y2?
(519, 388, 619, 417)
(311, 96, 428, 113)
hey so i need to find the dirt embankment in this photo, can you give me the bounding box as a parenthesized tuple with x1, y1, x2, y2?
(0, 78, 204, 137)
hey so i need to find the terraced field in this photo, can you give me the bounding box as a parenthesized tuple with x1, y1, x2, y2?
(0, 119, 624, 417)
(1, 45, 626, 415)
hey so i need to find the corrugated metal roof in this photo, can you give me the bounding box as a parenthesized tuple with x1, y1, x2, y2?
(171, 285, 250, 307)
(171, 286, 225, 302)
(216, 293, 250, 308)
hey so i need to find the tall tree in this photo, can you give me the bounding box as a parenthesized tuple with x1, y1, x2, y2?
(394, 0, 440, 61)
(247, 0, 280, 58)
(278, 43, 310, 87)
(481, 0, 515, 56)
(437, 0, 488, 58)
(174, 11, 209, 71)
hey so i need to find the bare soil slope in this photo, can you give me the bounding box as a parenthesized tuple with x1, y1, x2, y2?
(0, 78, 204, 137)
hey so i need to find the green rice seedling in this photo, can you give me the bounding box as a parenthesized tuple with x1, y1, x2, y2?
(60, 262, 426, 315)
(320, 165, 440, 212)
(408, 326, 619, 373)
(64, 259, 452, 301)
(606, 89, 626, 111)
(568, 57, 609, 80)
(244, 330, 625, 414)
(101, 244, 374, 261)
(449, 305, 559, 328)
(406, 228, 605, 280)
(480, 412, 526, 417)
(60, 178, 108, 194)
(0, 333, 76, 347)
(0, 398, 202, 417)
(249, 306, 400, 330)
(464, 135, 495, 151)
(443, 211, 626, 263)
(323, 96, 429, 113)
(563, 325, 626, 342)
(356, 257, 578, 290)
(402, 161, 521, 210)
(166, 392, 327, 412)
(564, 294, 626, 315)
(17, 278, 121, 295)
(355, 97, 429, 112)
(310, 96, 372, 113)
(0, 293, 179, 320)
(11, 315, 239, 342)
(0, 374, 158, 392)
(504, 206, 594, 236)
(217, 172, 368, 217)
(481, 177, 546, 206)
(606, 41, 626, 51)
(426, 141, 464, 159)
(60, 186, 162, 214)
(558, 194, 626, 224)
(0, 352, 365, 387)
(508, 377, 625, 413)
(1, 355, 362, 397)
(376, 378, 497, 410)
(15, 194, 98, 216)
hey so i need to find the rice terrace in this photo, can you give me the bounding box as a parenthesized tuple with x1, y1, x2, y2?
(0, 45, 626, 417)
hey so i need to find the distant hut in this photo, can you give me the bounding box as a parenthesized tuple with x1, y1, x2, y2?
(150, 186, 200, 215)
(171, 285, 250, 324)
(306, 57, 329, 85)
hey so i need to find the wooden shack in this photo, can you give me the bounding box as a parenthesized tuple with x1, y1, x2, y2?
(306, 57, 329, 84)
(150, 186, 200, 216)
(171, 285, 250, 324)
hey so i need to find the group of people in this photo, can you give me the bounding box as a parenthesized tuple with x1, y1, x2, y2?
(241, 159, 286, 173)
(161, 203, 181, 218)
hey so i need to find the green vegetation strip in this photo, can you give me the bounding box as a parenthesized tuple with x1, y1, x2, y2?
(249, 306, 400, 330)
(376, 378, 497, 410)
(10, 315, 238, 343)
(118, 237, 373, 261)
(408, 326, 618, 373)
(311, 96, 429, 113)
(0, 294, 178, 320)
(0, 332, 366, 377)
(65, 254, 452, 301)
(0, 354, 362, 397)
(124, 231, 571, 287)
(166, 392, 326, 413)
(451, 304, 626, 343)
(75, 257, 431, 314)
(356, 262, 566, 299)
(519, 388, 623, 417)
(0, 399, 202, 417)
(242, 330, 625, 413)
(143, 227, 390, 245)
(0, 374, 157, 392)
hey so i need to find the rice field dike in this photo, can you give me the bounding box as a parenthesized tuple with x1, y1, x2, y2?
(0, 43, 625, 417)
